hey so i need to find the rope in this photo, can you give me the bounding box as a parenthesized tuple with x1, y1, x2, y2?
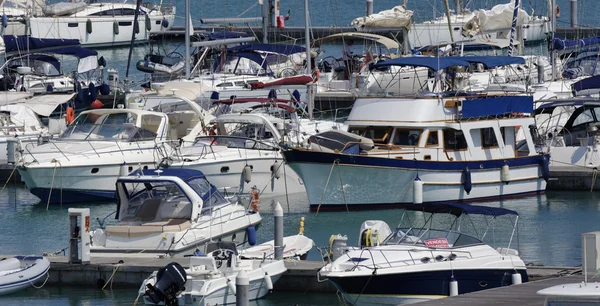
(316, 159, 338, 216)
(0, 161, 19, 193)
(28, 271, 50, 289)
(353, 268, 377, 305)
(46, 161, 59, 211)
(102, 263, 121, 290)
(336, 161, 349, 213)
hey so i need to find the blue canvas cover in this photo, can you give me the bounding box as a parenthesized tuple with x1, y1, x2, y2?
(370, 56, 471, 71)
(553, 34, 600, 52)
(572, 75, 600, 93)
(4, 35, 80, 53)
(462, 96, 533, 118)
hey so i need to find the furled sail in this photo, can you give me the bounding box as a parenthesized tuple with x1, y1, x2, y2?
(462, 1, 530, 38)
(351, 5, 413, 30)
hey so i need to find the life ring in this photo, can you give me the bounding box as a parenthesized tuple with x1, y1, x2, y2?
(250, 188, 260, 212)
(66, 107, 75, 124)
(311, 68, 320, 83)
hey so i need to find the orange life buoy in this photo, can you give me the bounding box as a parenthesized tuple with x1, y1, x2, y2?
(66, 107, 75, 124)
(311, 68, 320, 83)
(250, 188, 260, 212)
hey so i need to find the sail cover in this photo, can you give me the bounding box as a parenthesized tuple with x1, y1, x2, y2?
(462, 1, 531, 38)
(351, 5, 413, 29)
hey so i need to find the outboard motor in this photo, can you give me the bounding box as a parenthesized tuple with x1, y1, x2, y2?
(145, 262, 187, 306)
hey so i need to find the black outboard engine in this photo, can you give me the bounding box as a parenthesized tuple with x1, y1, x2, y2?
(145, 262, 187, 306)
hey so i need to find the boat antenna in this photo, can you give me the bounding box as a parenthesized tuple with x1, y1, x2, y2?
(125, 0, 143, 80)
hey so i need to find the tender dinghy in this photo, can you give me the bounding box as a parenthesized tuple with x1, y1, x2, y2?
(0, 256, 50, 295)
(240, 235, 314, 260)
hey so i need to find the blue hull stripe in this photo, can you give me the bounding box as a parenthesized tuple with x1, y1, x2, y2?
(283, 149, 549, 171)
(327, 268, 528, 296)
(309, 190, 544, 212)
(30, 188, 116, 204)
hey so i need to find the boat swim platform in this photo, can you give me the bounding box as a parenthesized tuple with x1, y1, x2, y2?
(152, 25, 597, 42)
(1, 255, 579, 294)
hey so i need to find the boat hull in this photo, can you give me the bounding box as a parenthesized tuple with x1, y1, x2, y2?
(326, 268, 528, 305)
(283, 150, 548, 211)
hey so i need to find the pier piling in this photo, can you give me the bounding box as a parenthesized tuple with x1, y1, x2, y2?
(274, 202, 284, 260)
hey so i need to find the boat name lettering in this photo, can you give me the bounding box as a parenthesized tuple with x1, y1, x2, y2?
(424, 238, 449, 248)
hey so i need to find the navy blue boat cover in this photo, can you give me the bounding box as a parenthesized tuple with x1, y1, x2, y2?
(552, 34, 600, 51)
(462, 96, 533, 118)
(370, 56, 525, 70)
(572, 75, 600, 92)
(398, 202, 518, 217)
(4, 35, 80, 54)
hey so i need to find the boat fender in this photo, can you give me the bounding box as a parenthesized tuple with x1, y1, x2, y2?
(120, 163, 129, 176)
(113, 20, 119, 35)
(268, 89, 277, 99)
(86, 18, 92, 34)
(292, 89, 301, 101)
(88, 82, 97, 101)
(462, 166, 472, 195)
(311, 67, 320, 83)
(134, 20, 140, 34)
(161, 18, 169, 28)
(449, 277, 459, 296)
(270, 161, 282, 179)
(194, 249, 204, 256)
(227, 279, 236, 294)
(2, 14, 7, 28)
(511, 271, 522, 285)
(540, 156, 550, 181)
(145, 15, 151, 31)
(413, 175, 423, 204)
(90, 99, 103, 109)
(264, 272, 273, 290)
(247, 225, 257, 246)
(46, 84, 53, 93)
(250, 188, 260, 212)
(210, 91, 219, 100)
(501, 163, 510, 184)
(99, 83, 110, 95)
(242, 165, 252, 183)
(66, 107, 75, 124)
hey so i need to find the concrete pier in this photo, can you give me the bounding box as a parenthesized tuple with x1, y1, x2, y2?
(548, 166, 600, 191)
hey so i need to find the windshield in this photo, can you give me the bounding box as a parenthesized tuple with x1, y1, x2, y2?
(383, 228, 484, 248)
(187, 177, 228, 213)
(121, 180, 192, 221)
(60, 112, 157, 141)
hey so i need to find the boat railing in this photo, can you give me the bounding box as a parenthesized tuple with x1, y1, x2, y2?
(348, 247, 474, 271)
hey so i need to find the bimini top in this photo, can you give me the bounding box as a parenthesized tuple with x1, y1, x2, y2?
(370, 55, 525, 70)
(534, 98, 600, 115)
(572, 75, 600, 93)
(397, 202, 518, 217)
(227, 43, 306, 55)
(126, 168, 207, 182)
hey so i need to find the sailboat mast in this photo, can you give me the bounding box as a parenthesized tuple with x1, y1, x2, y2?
(507, 0, 521, 56)
(443, 0, 455, 43)
(125, 0, 143, 79)
(184, 0, 191, 79)
(304, 0, 313, 120)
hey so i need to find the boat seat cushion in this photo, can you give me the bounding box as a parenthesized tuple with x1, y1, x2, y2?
(129, 226, 163, 237)
(106, 219, 191, 238)
(105, 225, 130, 237)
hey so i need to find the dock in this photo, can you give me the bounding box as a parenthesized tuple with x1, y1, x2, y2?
(33, 255, 578, 295)
(548, 166, 600, 191)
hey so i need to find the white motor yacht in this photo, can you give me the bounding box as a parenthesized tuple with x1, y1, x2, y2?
(18, 108, 175, 204)
(139, 242, 286, 305)
(319, 202, 527, 305)
(169, 101, 344, 199)
(90, 169, 262, 258)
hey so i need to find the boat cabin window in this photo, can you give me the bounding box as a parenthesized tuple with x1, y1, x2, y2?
(226, 123, 274, 141)
(572, 108, 597, 129)
(60, 112, 156, 141)
(363, 126, 393, 144)
(426, 130, 439, 146)
(383, 228, 483, 248)
(216, 82, 233, 87)
(480, 127, 506, 148)
(392, 129, 423, 146)
(348, 126, 366, 136)
(443, 129, 468, 150)
(140, 114, 163, 134)
(124, 181, 191, 220)
(90, 8, 140, 16)
(187, 177, 228, 214)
